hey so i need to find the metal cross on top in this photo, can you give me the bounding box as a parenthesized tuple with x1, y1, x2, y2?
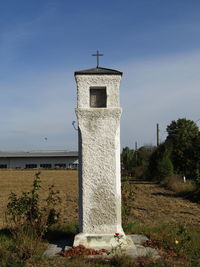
(92, 50, 103, 68)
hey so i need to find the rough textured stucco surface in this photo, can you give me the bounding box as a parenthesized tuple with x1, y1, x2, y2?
(75, 73, 124, 238)
(75, 75, 121, 108)
(76, 108, 122, 234)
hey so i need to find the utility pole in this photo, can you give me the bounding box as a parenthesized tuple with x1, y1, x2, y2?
(156, 123, 160, 147)
(135, 141, 138, 165)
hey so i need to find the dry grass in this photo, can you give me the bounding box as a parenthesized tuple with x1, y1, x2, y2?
(0, 169, 78, 228)
(0, 170, 200, 266)
(125, 181, 200, 227)
(0, 170, 200, 230)
(161, 175, 196, 194)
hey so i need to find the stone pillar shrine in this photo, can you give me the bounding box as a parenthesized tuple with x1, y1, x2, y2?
(73, 52, 134, 249)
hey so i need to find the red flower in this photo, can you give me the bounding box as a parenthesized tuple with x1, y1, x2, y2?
(115, 233, 120, 236)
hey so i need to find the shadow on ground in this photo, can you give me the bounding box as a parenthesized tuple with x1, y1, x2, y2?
(0, 228, 12, 238)
(151, 189, 200, 204)
(44, 228, 77, 250)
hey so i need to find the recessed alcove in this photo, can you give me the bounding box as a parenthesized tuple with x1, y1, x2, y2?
(90, 87, 107, 108)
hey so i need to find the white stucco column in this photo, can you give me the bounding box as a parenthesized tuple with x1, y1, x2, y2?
(73, 67, 134, 249)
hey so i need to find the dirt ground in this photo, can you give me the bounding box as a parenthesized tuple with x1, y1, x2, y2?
(0, 170, 199, 229)
(128, 181, 200, 227)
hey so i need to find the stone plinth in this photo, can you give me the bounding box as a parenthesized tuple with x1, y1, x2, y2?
(73, 233, 136, 250)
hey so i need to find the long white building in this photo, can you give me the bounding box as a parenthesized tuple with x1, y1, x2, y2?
(0, 150, 78, 169)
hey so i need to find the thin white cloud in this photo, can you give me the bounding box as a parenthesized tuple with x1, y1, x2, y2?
(0, 69, 77, 150)
(119, 50, 200, 147)
(0, 49, 199, 151)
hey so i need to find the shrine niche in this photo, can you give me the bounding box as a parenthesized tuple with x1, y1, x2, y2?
(90, 87, 107, 108)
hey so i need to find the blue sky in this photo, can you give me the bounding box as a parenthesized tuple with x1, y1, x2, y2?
(0, 0, 200, 151)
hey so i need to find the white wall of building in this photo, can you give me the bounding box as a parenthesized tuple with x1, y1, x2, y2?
(0, 154, 78, 169)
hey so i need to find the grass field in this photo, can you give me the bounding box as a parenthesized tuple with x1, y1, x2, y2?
(0, 170, 200, 266)
(0, 169, 200, 228)
(0, 169, 78, 228)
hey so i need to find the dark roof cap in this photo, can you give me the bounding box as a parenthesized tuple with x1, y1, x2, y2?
(74, 67, 122, 76)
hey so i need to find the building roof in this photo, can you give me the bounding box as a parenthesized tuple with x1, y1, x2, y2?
(74, 67, 123, 76)
(0, 150, 78, 158)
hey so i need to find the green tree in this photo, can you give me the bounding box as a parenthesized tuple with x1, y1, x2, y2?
(121, 147, 135, 175)
(148, 143, 173, 180)
(193, 133, 200, 182)
(137, 146, 156, 167)
(156, 152, 174, 180)
(166, 118, 199, 177)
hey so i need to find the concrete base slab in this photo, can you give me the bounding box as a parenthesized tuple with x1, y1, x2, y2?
(129, 234, 149, 245)
(43, 234, 160, 259)
(43, 239, 71, 257)
(125, 245, 160, 259)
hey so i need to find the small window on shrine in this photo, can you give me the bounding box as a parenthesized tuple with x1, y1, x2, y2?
(90, 87, 107, 108)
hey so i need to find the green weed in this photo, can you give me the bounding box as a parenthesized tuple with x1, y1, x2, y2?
(122, 181, 135, 225)
(5, 172, 61, 261)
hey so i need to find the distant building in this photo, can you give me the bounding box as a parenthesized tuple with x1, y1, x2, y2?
(0, 151, 78, 169)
